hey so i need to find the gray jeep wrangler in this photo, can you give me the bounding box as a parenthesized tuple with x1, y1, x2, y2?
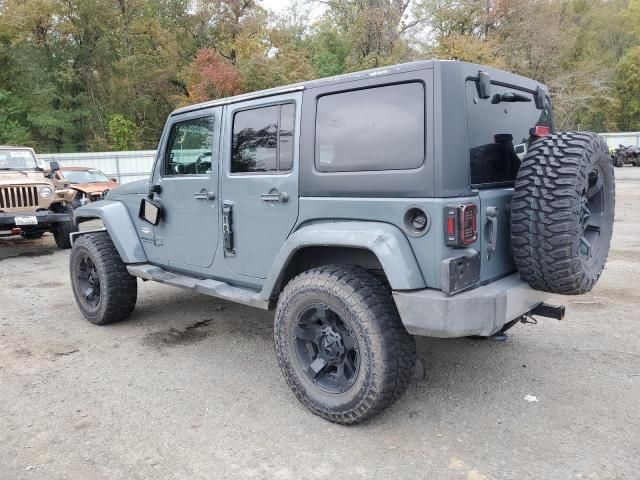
(69, 60, 615, 424)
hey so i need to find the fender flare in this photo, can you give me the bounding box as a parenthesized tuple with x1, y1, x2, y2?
(72, 200, 147, 264)
(260, 221, 426, 300)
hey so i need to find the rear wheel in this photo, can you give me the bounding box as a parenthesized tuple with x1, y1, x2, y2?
(511, 132, 615, 295)
(274, 265, 416, 424)
(70, 232, 137, 325)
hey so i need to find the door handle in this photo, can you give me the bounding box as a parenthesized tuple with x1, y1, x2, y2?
(261, 191, 289, 203)
(193, 191, 216, 201)
(485, 206, 498, 259)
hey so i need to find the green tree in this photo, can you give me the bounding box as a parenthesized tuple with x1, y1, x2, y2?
(107, 115, 138, 151)
(0, 90, 31, 145)
(615, 46, 640, 131)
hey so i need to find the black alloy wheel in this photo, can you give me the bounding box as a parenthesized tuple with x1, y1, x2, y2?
(579, 167, 605, 262)
(76, 254, 101, 308)
(293, 303, 359, 394)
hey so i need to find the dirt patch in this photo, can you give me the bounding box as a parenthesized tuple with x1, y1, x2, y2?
(33, 281, 65, 289)
(584, 286, 640, 304)
(607, 249, 640, 262)
(142, 318, 216, 348)
(0, 248, 56, 262)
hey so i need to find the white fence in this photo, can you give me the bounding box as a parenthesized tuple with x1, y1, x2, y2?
(39, 151, 156, 184)
(599, 132, 640, 150)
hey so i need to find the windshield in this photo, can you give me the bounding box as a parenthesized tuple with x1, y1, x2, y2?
(62, 169, 111, 184)
(0, 149, 38, 170)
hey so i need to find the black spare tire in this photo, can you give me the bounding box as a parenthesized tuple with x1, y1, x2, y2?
(511, 132, 615, 295)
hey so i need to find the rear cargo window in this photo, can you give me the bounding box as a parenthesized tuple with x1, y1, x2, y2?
(315, 82, 424, 172)
(466, 81, 553, 187)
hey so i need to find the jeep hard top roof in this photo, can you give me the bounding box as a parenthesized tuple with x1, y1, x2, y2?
(171, 59, 548, 117)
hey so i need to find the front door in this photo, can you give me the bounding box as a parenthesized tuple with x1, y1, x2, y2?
(152, 108, 221, 269)
(220, 93, 301, 278)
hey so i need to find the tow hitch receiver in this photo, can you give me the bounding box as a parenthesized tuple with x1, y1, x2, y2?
(530, 303, 565, 320)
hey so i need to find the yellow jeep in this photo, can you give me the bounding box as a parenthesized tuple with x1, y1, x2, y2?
(0, 146, 76, 248)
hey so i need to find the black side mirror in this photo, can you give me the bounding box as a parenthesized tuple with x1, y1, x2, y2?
(49, 161, 60, 172)
(139, 198, 161, 226)
(148, 183, 162, 199)
(110, 178, 118, 183)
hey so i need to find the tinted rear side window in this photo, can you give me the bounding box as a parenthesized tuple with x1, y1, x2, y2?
(315, 82, 424, 172)
(232, 105, 279, 173)
(466, 81, 553, 186)
(232, 103, 295, 173)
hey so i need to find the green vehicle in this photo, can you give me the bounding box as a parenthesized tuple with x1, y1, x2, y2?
(68, 60, 615, 424)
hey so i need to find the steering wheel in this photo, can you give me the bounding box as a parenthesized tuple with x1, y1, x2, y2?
(195, 152, 212, 174)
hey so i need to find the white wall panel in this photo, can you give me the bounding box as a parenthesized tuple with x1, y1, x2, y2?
(38, 151, 156, 184)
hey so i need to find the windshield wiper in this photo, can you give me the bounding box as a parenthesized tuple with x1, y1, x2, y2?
(491, 92, 532, 104)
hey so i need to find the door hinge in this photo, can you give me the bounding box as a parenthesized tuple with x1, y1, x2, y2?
(222, 200, 235, 256)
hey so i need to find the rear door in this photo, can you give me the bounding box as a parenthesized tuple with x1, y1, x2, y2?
(465, 79, 553, 282)
(220, 93, 301, 279)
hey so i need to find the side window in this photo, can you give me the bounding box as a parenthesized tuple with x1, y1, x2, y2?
(231, 103, 295, 173)
(164, 116, 215, 176)
(315, 82, 425, 172)
(278, 104, 295, 171)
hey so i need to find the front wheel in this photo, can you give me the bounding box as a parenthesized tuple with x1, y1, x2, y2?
(274, 265, 416, 424)
(70, 232, 137, 325)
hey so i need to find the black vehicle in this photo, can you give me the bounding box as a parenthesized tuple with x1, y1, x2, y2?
(612, 144, 640, 167)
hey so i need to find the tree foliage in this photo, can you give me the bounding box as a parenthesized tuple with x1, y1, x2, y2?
(0, 0, 639, 152)
(107, 114, 138, 151)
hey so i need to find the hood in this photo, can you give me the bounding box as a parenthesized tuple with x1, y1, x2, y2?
(72, 180, 119, 195)
(0, 170, 51, 186)
(106, 178, 148, 196)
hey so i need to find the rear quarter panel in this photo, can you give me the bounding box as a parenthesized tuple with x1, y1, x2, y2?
(295, 197, 481, 290)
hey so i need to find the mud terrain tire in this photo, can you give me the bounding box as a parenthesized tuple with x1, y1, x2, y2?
(70, 232, 137, 325)
(274, 265, 416, 424)
(511, 132, 615, 295)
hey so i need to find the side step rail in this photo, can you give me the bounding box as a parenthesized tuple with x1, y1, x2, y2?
(127, 264, 269, 310)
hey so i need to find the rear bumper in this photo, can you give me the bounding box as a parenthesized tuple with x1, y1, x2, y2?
(0, 211, 71, 227)
(392, 274, 553, 338)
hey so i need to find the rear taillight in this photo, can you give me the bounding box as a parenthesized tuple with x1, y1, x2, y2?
(534, 125, 550, 137)
(444, 204, 478, 247)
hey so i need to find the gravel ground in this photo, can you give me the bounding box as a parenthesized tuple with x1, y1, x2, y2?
(1, 168, 639, 480)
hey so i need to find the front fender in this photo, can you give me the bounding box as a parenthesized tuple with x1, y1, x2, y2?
(72, 200, 147, 264)
(260, 221, 425, 300)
